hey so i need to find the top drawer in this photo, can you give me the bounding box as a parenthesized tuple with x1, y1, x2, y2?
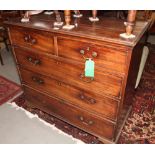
(57, 37, 128, 74)
(9, 27, 54, 54)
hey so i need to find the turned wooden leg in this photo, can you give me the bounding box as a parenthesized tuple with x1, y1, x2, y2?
(92, 10, 97, 19)
(21, 11, 30, 22)
(53, 10, 63, 27)
(63, 10, 74, 30)
(89, 10, 99, 22)
(65, 10, 71, 26)
(73, 10, 83, 18)
(126, 10, 137, 36)
(54, 10, 62, 23)
(120, 10, 137, 39)
(144, 10, 152, 20)
(21, 10, 43, 23)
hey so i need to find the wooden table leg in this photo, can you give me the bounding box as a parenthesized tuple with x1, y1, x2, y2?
(89, 10, 99, 22)
(53, 10, 63, 27)
(92, 10, 97, 19)
(120, 10, 137, 39)
(73, 10, 83, 18)
(126, 10, 137, 36)
(65, 10, 71, 26)
(21, 10, 43, 23)
(63, 10, 75, 30)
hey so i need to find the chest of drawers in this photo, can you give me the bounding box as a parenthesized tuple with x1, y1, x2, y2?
(5, 14, 149, 143)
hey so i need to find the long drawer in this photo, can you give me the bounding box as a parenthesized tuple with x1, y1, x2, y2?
(57, 37, 128, 74)
(24, 86, 116, 141)
(20, 68, 119, 121)
(14, 47, 123, 99)
(9, 27, 54, 54)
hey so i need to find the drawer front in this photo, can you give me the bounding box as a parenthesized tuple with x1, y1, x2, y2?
(20, 68, 119, 120)
(57, 37, 127, 74)
(24, 86, 116, 140)
(14, 47, 122, 98)
(9, 27, 54, 54)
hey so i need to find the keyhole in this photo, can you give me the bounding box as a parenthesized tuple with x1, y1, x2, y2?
(87, 47, 90, 51)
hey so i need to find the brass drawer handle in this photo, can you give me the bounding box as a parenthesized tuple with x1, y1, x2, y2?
(27, 57, 33, 62)
(80, 94, 85, 99)
(55, 61, 61, 65)
(24, 35, 37, 45)
(80, 94, 96, 104)
(90, 98, 96, 104)
(80, 47, 90, 55)
(32, 76, 44, 84)
(31, 38, 37, 44)
(80, 49, 85, 55)
(38, 79, 44, 84)
(34, 59, 41, 65)
(24, 35, 29, 42)
(80, 73, 94, 83)
(92, 51, 98, 57)
(27, 57, 41, 65)
(79, 116, 94, 126)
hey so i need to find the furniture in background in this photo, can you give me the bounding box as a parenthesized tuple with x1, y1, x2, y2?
(5, 10, 149, 143)
(0, 11, 23, 50)
(135, 11, 154, 88)
(0, 11, 23, 65)
(0, 23, 9, 52)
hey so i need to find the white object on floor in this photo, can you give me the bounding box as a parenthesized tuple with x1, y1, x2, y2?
(120, 33, 136, 39)
(62, 25, 75, 30)
(135, 46, 149, 88)
(89, 17, 99, 22)
(0, 102, 84, 144)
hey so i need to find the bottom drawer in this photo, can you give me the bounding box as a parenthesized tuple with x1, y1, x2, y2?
(24, 86, 116, 141)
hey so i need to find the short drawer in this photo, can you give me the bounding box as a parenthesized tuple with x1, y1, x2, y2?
(14, 47, 123, 99)
(20, 68, 119, 121)
(9, 27, 54, 54)
(24, 86, 116, 140)
(57, 37, 127, 74)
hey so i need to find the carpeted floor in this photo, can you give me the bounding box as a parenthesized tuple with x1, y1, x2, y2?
(0, 75, 22, 105)
(118, 44, 155, 144)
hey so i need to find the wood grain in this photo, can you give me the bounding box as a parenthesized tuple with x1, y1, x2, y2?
(15, 48, 123, 99)
(9, 27, 54, 54)
(6, 13, 148, 143)
(24, 86, 116, 140)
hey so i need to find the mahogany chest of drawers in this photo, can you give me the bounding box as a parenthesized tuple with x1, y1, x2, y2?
(5, 14, 149, 143)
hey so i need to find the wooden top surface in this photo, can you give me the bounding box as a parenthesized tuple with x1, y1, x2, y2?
(5, 13, 149, 47)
